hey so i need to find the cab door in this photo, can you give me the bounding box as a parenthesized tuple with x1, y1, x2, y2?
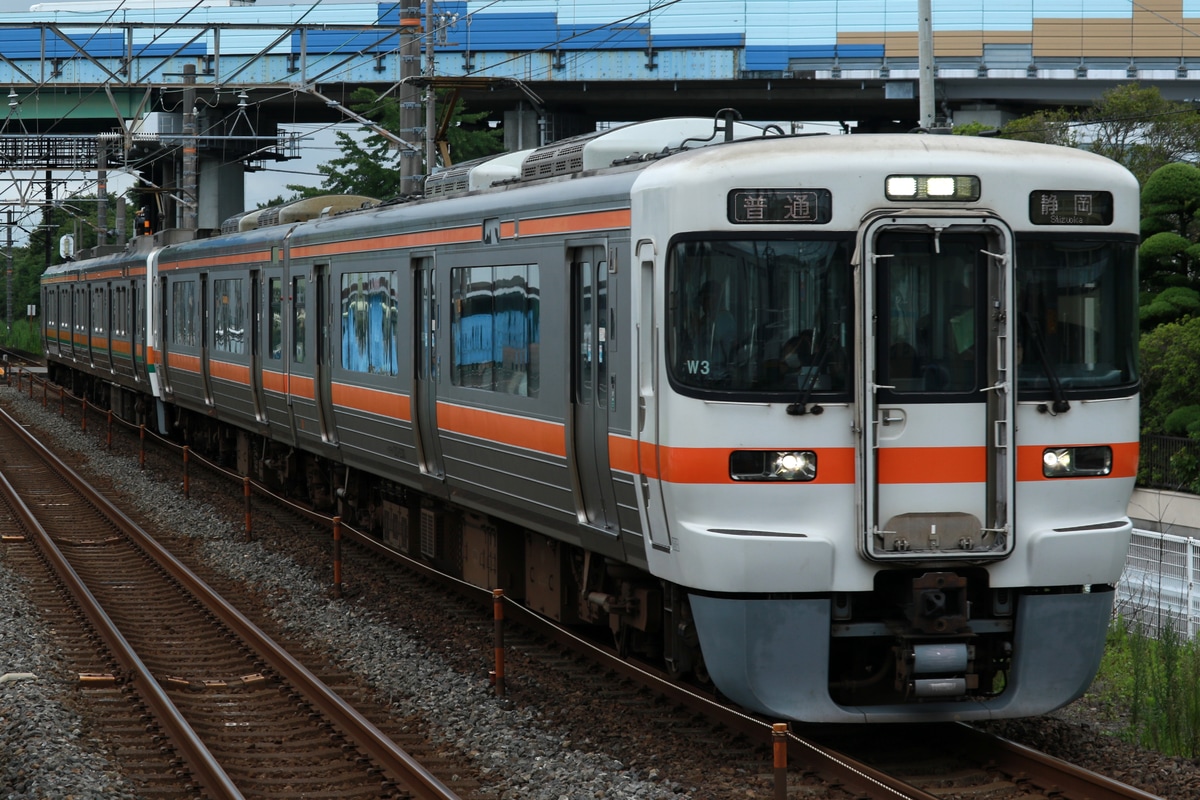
(861, 216, 1015, 560)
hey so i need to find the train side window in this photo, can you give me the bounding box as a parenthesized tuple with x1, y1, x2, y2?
(171, 281, 197, 347)
(269, 278, 283, 359)
(450, 264, 540, 396)
(340, 270, 398, 375)
(213, 278, 245, 355)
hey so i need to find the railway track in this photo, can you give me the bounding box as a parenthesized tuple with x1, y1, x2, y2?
(0, 370, 1173, 800)
(0, 400, 466, 800)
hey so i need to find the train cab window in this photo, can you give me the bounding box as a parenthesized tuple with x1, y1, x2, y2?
(293, 276, 307, 364)
(339, 271, 398, 376)
(1015, 237, 1138, 395)
(450, 264, 540, 397)
(213, 278, 246, 355)
(666, 237, 852, 397)
(269, 278, 283, 359)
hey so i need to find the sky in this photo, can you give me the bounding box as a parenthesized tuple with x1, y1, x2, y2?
(0, 0, 370, 245)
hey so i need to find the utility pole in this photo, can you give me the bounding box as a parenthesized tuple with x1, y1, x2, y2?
(918, 0, 935, 129)
(424, 0, 436, 175)
(399, 6, 422, 193)
(182, 63, 198, 231)
(6, 209, 12, 332)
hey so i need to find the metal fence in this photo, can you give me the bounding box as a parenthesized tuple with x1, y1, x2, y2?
(1117, 528, 1200, 639)
(1139, 435, 1200, 493)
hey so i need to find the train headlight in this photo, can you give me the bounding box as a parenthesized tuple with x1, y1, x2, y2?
(885, 174, 981, 202)
(730, 450, 817, 482)
(1042, 446, 1112, 478)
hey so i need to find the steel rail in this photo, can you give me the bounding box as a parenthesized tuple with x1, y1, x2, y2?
(0, 409, 244, 800)
(952, 723, 1165, 800)
(0, 404, 462, 800)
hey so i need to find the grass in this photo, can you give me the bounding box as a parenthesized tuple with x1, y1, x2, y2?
(1090, 617, 1200, 758)
(0, 318, 43, 356)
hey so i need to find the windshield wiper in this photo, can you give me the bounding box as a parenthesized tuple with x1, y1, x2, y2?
(1021, 312, 1070, 414)
(786, 334, 835, 416)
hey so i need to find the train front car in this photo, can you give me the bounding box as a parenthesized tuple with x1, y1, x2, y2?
(633, 134, 1139, 722)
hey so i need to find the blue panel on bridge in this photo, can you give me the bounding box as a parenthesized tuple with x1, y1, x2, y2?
(651, 34, 745, 48)
(293, 29, 401, 55)
(746, 44, 885, 71)
(3, 29, 207, 59)
(3, 29, 120, 58)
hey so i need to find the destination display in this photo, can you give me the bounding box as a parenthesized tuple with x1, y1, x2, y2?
(728, 188, 833, 224)
(1029, 190, 1113, 226)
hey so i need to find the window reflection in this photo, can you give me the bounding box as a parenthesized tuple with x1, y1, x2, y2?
(667, 238, 852, 396)
(1016, 239, 1138, 393)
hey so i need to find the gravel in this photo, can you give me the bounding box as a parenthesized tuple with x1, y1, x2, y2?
(0, 561, 139, 799)
(0, 383, 690, 800)
(5, 378, 1200, 799)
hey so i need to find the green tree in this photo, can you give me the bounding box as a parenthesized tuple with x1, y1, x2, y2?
(999, 107, 1078, 147)
(1140, 316, 1200, 435)
(1135, 163, 1200, 324)
(1086, 84, 1200, 184)
(288, 87, 503, 201)
(1002, 84, 1200, 184)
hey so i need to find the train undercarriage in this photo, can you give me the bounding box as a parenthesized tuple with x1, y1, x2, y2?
(58, 370, 1048, 712)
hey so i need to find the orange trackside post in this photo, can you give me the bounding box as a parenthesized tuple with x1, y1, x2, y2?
(493, 589, 506, 697)
(332, 516, 343, 599)
(243, 477, 252, 541)
(773, 723, 788, 800)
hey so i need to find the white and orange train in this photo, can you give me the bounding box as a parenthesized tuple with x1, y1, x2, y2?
(42, 115, 1140, 722)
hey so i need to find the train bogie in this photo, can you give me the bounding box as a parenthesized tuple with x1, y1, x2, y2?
(43, 115, 1141, 723)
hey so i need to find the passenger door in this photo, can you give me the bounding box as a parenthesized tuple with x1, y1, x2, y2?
(314, 264, 337, 443)
(571, 246, 618, 532)
(200, 272, 214, 406)
(249, 269, 266, 422)
(861, 217, 1015, 561)
(413, 257, 444, 478)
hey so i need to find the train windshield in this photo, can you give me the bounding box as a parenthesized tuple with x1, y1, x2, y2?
(1015, 237, 1139, 396)
(666, 237, 852, 396)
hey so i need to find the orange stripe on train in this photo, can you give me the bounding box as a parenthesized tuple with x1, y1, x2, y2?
(437, 402, 566, 458)
(332, 383, 411, 421)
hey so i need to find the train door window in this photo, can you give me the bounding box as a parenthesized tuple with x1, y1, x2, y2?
(171, 280, 198, 347)
(112, 286, 122, 337)
(340, 271, 398, 375)
(213, 278, 245, 354)
(293, 276, 307, 363)
(75, 288, 87, 339)
(449, 264, 540, 396)
(269, 278, 283, 359)
(877, 232, 983, 394)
